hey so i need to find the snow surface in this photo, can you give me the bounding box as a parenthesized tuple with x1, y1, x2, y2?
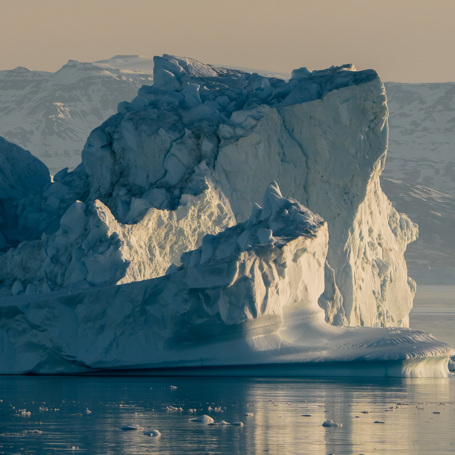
(0, 183, 452, 375)
(0, 55, 449, 376)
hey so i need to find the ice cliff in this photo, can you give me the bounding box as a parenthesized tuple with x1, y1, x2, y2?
(1, 183, 451, 375)
(0, 55, 417, 328)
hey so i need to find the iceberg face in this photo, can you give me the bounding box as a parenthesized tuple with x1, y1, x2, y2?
(1, 184, 451, 376)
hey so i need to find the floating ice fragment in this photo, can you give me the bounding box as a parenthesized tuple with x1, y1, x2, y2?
(170, 385, 178, 390)
(121, 424, 144, 431)
(322, 420, 342, 428)
(244, 412, 254, 417)
(189, 415, 214, 424)
(144, 429, 161, 437)
(231, 422, 244, 427)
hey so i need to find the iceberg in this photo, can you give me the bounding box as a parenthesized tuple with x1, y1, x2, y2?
(0, 55, 451, 376)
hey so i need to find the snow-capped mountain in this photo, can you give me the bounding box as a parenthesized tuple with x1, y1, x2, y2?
(0, 56, 154, 175)
(382, 82, 455, 283)
(383, 82, 455, 196)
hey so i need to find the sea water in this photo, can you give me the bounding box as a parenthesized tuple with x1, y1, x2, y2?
(1, 285, 454, 455)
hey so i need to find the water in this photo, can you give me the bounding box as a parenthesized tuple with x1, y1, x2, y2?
(1, 285, 454, 455)
(2, 375, 455, 454)
(410, 285, 455, 347)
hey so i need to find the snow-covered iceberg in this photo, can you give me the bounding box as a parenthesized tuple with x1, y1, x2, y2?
(1, 183, 452, 375)
(0, 55, 449, 376)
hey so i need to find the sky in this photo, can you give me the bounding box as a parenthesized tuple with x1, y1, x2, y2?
(1, 0, 454, 82)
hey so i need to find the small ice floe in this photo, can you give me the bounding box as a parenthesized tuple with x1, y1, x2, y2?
(144, 430, 161, 437)
(39, 406, 49, 412)
(71, 447, 80, 451)
(17, 409, 31, 417)
(121, 424, 144, 431)
(231, 422, 244, 427)
(170, 385, 178, 390)
(374, 421, 385, 424)
(244, 412, 254, 417)
(219, 420, 230, 425)
(84, 409, 92, 415)
(189, 415, 214, 424)
(188, 408, 197, 413)
(322, 420, 342, 428)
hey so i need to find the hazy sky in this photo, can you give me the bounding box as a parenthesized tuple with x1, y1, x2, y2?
(1, 0, 454, 82)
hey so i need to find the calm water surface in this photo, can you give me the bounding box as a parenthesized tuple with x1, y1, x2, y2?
(1, 285, 454, 455)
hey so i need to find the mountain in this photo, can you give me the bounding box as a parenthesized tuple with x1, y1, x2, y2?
(382, 82, 455, 283)
(0, 56, 154, 175)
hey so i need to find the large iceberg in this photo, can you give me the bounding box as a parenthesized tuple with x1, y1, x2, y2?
(0, 55, 449, 376)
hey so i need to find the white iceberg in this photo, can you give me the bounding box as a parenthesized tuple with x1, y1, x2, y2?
(0, 55, 451, 376)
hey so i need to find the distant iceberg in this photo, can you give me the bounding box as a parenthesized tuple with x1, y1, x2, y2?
(0, 56, 451, 376)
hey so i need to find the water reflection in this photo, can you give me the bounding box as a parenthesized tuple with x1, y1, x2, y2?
(0, 376, 454, 454)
